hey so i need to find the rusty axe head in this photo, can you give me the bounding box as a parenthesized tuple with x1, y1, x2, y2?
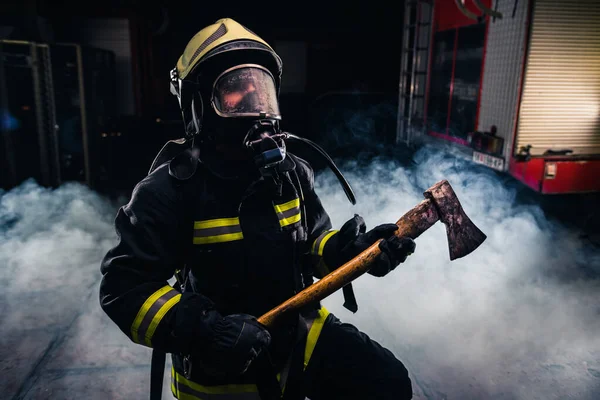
(423, 180, 487, 260)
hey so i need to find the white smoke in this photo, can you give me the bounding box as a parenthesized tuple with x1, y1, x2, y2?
(1, 143, 599, 400)
(315, 144, 600, 400)
(0, 179, 158, 399)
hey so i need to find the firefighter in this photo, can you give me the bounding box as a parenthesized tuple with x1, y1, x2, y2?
(99, 18, 416, 400)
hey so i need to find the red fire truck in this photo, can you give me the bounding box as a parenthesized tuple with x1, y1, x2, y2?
(398, 0, 600, 194)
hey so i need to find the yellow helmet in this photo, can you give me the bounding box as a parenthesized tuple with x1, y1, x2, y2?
(176, 18, 279, 80)
(170, 18, 283, 138)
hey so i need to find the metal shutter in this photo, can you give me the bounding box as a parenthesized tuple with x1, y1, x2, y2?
(516, 0, 600, 156)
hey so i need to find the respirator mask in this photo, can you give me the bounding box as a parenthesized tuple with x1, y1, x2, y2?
(211, 64, 286, 171)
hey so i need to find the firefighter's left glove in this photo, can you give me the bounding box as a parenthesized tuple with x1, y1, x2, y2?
(198, 313, 271, 378)
(338, 214, 416, 277)
(372, 233, 416, 277)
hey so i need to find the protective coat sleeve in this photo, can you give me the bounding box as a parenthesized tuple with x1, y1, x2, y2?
(99, 164, 217, 355)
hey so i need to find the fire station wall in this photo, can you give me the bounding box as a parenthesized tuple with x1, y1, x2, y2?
(476, 0, 530, 164)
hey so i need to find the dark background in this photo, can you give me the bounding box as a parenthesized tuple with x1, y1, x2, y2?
(0, 0, 405, 196)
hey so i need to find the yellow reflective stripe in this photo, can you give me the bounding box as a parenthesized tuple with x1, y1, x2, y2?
(194, 218, 240, 229)
(172, 366, 260, 399)
(144, 293, 182, 347)
(304, 307, 330, 370)
(273, 198, 300, 213)
(178, 376, 257, 394)
(178, 393, 199, 400)
(318, 231, 338, 255)
(193, 217, 244, 244)
(279, 212, 301, 227)
(171, 376, 177, 398)
(131, 286, 173, 344)
(310, 230, 338, 256)
(193, 232, 244, 245)
(273, 198, 301, 228)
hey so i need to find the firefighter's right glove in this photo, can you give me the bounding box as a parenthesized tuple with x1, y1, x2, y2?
(197, 312, 271, 378)
(173, 293, 271, 377)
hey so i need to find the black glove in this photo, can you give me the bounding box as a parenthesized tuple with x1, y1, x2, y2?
(207, 313, 270, 377)
(178, 300, 271, 378)
(338, 214, 416, 277)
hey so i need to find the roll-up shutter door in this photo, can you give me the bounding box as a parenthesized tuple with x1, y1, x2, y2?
(516, 0, 600, 156)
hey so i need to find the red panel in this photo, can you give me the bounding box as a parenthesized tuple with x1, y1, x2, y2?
(509, 157, 600, 194)
(509, 157, 545, 192)
(434, 0, 492, 32)
(541, 160, 600, 194)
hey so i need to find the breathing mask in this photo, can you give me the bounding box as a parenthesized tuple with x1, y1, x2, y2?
(209, 63, 288, 171)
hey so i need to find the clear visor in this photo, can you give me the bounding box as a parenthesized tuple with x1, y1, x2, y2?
(212, 65, 280, 118)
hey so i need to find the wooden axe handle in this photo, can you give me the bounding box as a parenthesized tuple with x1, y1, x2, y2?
(258, 198, 439, 328)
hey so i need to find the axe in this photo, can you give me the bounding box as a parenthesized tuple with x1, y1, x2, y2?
(258, 179, 486, 328)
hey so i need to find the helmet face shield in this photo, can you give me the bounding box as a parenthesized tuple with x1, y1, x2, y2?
(211, 64, 281, 119)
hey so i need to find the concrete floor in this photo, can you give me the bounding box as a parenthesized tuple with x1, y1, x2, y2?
(1, 279, 171, 399)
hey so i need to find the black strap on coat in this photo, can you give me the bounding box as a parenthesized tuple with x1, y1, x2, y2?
(255, 314, 309, 400)
(255, 350, 284, 400)
(150, 350, 167, 400)
(280, 316, 309, 400)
